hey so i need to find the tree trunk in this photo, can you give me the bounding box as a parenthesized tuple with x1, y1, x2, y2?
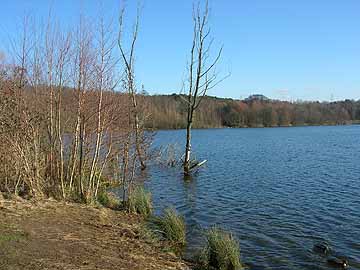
(134, 112, 146, 170)
(181, 0, 223, 177)
(184, 120, 192, 176)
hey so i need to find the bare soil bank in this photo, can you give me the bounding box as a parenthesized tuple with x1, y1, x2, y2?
(0, 198, 190, 270)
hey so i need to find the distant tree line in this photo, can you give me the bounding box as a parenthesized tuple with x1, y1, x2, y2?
(144, 94, 360, 129)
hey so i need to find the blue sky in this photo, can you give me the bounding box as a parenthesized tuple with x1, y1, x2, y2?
(1, 0, 359, 101)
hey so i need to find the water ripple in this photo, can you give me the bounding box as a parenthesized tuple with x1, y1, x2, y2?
(143, 126, 360, 270)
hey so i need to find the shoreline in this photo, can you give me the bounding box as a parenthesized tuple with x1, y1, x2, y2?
(0, 197, 190, 270)
(150, 121, 360, 131)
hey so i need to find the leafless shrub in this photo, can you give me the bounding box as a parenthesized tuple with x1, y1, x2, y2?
(0, 7, 151, 203)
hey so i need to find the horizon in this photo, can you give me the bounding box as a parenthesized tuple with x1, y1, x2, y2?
(1, 0, 359, 102)
(148, 92, 360, 103)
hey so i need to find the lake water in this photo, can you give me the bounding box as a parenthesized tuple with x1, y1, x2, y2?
(144, 126, 360, 270)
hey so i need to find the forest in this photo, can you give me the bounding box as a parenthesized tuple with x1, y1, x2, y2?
(145, 94, 360, 129)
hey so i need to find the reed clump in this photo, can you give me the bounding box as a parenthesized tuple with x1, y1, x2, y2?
(154, 208, 186, 249)
(198, 226, 243, 270)
(97, 190, 121, 210)
(127, 186, 152, 218)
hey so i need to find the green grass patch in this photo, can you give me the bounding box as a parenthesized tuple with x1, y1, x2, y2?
(0, 228, 29, 245)
(97, 190, 121, 210)
(0, 234, 22, 243)
(139, 223, 161, 246)
(127, 186, 152, 218)
(198, 226, 243, 270)
(152, 208, 186, 253)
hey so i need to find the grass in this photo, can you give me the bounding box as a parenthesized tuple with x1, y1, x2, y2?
(199, 226, 243, 270)
(127, 186, 152, 218)
(97, 190, 121, 210)
(153, 208, 186, 250)
(139, 223, 161, 246)
(0, 233, 24, 244)
(0, 224, 29, 246)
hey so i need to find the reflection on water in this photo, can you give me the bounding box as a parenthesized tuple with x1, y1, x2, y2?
(141, 126, 359, 270)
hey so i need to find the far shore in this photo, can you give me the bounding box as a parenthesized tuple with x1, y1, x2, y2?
(152, 121, 360, 131)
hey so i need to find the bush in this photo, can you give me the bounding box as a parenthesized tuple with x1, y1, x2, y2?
(154, 208, 186, 249)
(127, 186, 152, 218)
(200, 227, 243, 270)
(97, 190, 121, 210)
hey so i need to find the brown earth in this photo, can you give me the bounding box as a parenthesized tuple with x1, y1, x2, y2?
(0, 198, 190, 270)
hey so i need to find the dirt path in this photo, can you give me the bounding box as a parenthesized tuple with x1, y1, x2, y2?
(0, 198, 190, 270)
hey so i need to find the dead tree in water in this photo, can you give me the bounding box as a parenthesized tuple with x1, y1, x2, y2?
(118, 6, 147, 171)
(183, 0, 224, 176)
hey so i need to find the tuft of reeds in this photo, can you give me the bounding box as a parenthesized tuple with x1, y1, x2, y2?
(200, 226, 243, 270)
(97, 190, 121, 210)
(154, 208, 186, 248)
(127, 186, 152, 218)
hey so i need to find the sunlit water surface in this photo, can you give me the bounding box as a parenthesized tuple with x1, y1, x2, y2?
(137, 126, 359, 269)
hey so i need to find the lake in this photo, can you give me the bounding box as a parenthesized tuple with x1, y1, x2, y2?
(144, 126, 360, 270)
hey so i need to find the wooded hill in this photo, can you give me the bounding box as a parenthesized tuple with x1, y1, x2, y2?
(144, 94, 360, 129)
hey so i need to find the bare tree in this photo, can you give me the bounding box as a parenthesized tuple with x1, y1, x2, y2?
(87, 13, 118, 202)
(182, 0, 224, 176)
(54, 30, 72, 199)
(118, 4, 147, 171)
(0, 7, 150, 203)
